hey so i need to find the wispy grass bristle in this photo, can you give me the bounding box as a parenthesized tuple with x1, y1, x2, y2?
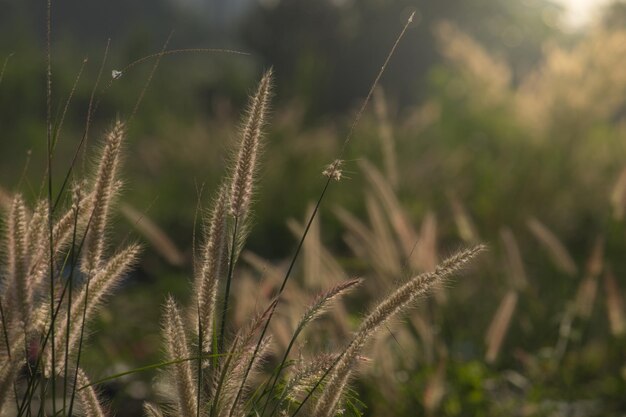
(76, 368, 108, 417)
(527, 217, 577, 276)
(163, 296, 198, 417)
(313, 245, 485, 417)
(298, 279, 362, 333)
(485, 289, 518, 363)
(6, 194, 29, 328)
(51, 243, 141, 374)
(143, 402, 165, 417)
(228, 69, 272, 220)
(82, 120, 125, 274)
(194, 184, 229, 357)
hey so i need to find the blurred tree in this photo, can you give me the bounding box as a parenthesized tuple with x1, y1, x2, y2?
(240, 0, 561, 117)
(602, 0, 626, 29)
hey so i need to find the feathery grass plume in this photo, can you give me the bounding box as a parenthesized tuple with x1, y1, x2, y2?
(610, 166, 626, 220)
(52, 183, 97, 250)
(82, 120, 125, 274)
(228, 69, 272, 220)
(121, 203, 185, 266)
(163, 296, 198, 417)
(226, 300, 278, 363)
(0, 185, 11, 211)
(499, 227, 528, 290)
(434, 21, 511, 108)
(23, 201, 48, 309)
(220, 336, 272, 417)
(527, 217, 577, 276)
(313, 245, 485, 417)
(0, 362, 16, 414)
(0, 331, 26, 414)
(210, 301, 276, 416)
(281, 354, 337, 406)
(144, 402, 166, 417)
(261, 280, 361, 416)
(194, 185, 229, 354)
(365, 192, 401, 276)
(415, 212, 438, 273)
(573, 238, 604, 318)
(219, 69, 272, 359)
(447, 192, 480, 244)
(485, 290, 518, 364)
(408, 313, 435, 364)
(322, 160, 343, 182)
(603, 268, 626, 337)
(51, 244, 141, 374)
(333, 207, 389, 285)
(5, 194, 29, 328)
(26, 183, 97, 299)
(25, 200, 47, 269)
(358, 160, 417, 260)
(297, 279, 362, 338)
(372, 87, 398, 189)
(286, 205, 350, 288)
(76, 368, 108, 417)
(299, 204, 322, 289)
(422, 359, 446, 417)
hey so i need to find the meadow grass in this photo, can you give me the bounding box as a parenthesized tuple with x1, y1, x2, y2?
(0, 7, 490, 417)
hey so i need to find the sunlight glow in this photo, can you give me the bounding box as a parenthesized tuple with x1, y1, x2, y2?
(555, 0, 611, 27)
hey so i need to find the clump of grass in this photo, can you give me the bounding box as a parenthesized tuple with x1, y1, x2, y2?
(143, 66, 483, 417)
(1, 10, 486, 417)
(0, 121, 141, 416)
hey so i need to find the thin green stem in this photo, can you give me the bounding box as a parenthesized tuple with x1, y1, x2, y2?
(45, 0, 57, 412)
(227, 178, 331, 417)
(196, 300, 203, 417)
(52, 40, 110, 213)
(289, 347, 348, 417)
(259, 312, 308, 416)
(210, 335, 240, 417)
(218, 215, 239, 355)
(18, 190, 97, 417)
(62, 200, 80, 416)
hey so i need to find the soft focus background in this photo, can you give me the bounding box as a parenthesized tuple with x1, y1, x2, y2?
(2, 0, 626, 416)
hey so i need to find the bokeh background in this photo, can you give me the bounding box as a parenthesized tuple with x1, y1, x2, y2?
(2, 0, 626, 416)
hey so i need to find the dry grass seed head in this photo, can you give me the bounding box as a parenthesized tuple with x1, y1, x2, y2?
(484, 289, 518, 363)
(50, 243, 141, 375)
(120, 203, 185, 267)
(194, 184, 229, 354)
(82, 120, 125, 274)
(6, 194, 29, 328)
(143, 402, 165, 417)
(527, 217, 577, 276)
(76, 368, 109, 417)
(163, 296, 198, 417)
(298, 279, 362, 334)
(358, 160, 418, 259)
(229, 69, 272, 220)
(604, 268, 626, 337)
(499, 227, 528, 290)
(313, 245, 485, 417)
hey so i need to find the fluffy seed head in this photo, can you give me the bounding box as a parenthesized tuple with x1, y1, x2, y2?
(50, 244, 141, 375)
(297, 278, 362, 334)
(82, 120, 125, 274)
(195, 184, 229, 354)
(322, 159, 344, 182)
(163, 296, 198, 417)
(314, 245, 485, 417)
(76, 368, 108, 417)
(6, 194, 29, 327)
(228, 69, 272, 219)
